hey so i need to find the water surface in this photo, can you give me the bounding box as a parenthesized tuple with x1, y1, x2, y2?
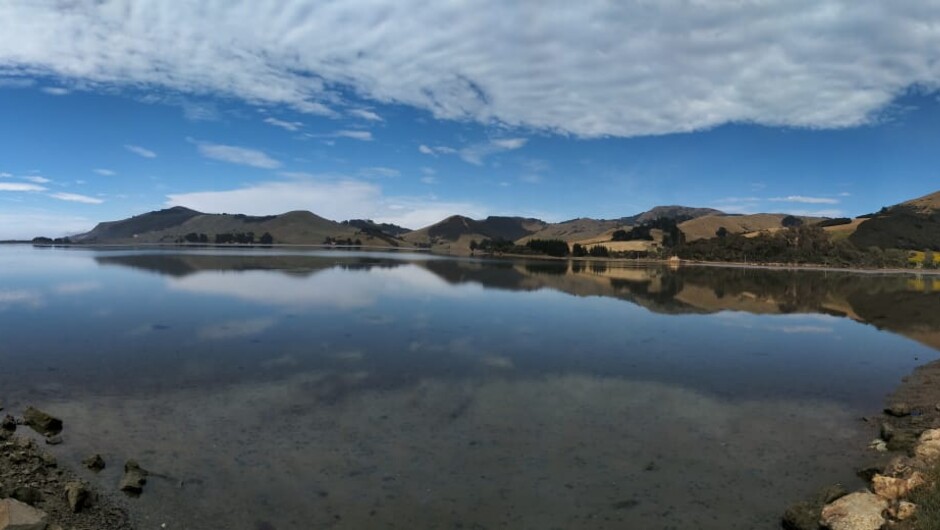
(1, 246, 939, 529)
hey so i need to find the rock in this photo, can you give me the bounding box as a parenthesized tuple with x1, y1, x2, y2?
(885, 403, 912, 417)
(22, 407, 62, 436)
(1, 415, 16, 432)
(119, 460, 148, 495)
(868, 439, 887, 452)
(782, 484, 847, 530)
(880, 422, 896, 441)
(894, 501, 917, 521)
(855, 465, 884, 483)
(871, 472, 926, 501)
(914, 429, 940, 463)
(64, 481, 92, 513)
(819, 491, 888, 530)
(82, 454, 105, 472)
(886, 431, 918, 452)
(43, 435, 62, 446)
(0, 497, 49, 530)
(10, 487, 43, 506)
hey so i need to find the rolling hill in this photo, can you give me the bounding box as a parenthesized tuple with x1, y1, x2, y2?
(850, 191, 940, 250)
(401, 215, 548, 253)
(70, 207, 401, 246)
(678, 213, 825, 241)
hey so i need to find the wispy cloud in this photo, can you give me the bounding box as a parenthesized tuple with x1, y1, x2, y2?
(196, 142, 282, 169)
(263, 117, 304, 131)
(23, 176, 51, 184)
(359, 167, 400, 178)
(419, 138, 527, 165)
(49, 192, 104, 204)
(41, 86, 69, 96)
(166, 175, 486, 229)
(0, 182, 46, 192)
(94, 168, 116, 176)
(769, 195, 840, 205)
(0, 172, 12, 178)
(7, 2, 939, 137)
(349, 109, 382, 121)
(335, 130, 373, 141)
(125, 144, 157, 158)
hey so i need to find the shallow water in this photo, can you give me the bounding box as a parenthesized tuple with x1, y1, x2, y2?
(1, 246, 939, 529)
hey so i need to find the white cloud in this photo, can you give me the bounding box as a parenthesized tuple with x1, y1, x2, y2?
(349, 109, 382, 121)
(49, 192, 104, 204)
(334, 130, 372, 141)
(420, 176, 438, 185)
(165, 177, 486, 229)
(359, 167, 400, 178)
(0, 172, 12, 178)
(420, 138, 527, 165)
(0, 212, 92, 240)
(5, 2, 940, 137)
(23, 176, 51, 184)
(263, 117, 303, 131)
(769, 195, 840, 205)
(125, 144, 157, 158)
(94, 168, 116, 176)
(196, 142, 282, 169)
(0, 182, 46, 192)
(41, 86, 69, 95)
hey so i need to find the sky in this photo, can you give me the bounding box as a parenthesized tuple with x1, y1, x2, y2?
(2, 1, 940, 239)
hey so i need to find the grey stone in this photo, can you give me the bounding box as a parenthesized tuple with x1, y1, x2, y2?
(22, 407, 62, 436)
(0, 497, 49, 530)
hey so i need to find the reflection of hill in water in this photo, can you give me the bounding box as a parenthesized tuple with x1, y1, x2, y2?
(96, 253, 940, 351)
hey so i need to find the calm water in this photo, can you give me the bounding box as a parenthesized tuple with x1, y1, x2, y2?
(2, 246, 940, 529)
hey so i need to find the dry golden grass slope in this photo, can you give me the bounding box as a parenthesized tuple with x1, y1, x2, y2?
(903, 190, 940, 213)
(678, 214, 824, 241)
(518, 218, 627, 244)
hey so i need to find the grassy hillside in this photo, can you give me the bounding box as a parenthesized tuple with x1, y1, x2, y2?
(72, 208, 401, 246)
(402, 215, 547, 253)
(679, 214, 823, 241)
(850, 191, 940, 250)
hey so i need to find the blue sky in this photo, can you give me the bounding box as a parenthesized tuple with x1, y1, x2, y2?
(2, 2, 940, 239)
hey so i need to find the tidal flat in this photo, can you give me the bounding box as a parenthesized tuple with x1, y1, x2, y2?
(2, 246, 939, 529)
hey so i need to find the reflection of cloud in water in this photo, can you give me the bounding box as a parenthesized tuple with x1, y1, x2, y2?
(46, 372, 868, 530)
(0, 289, 43, 309)
(167, 265, 480, 309)
(776, 325, 834, 334)
(199, 317, 276, 340)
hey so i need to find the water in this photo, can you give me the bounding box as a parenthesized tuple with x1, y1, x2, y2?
(1, 246, 939, 529)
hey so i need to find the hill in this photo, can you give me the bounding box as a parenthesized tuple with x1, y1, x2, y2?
(679, 213, 824, 241)
(71, 207, 401, 246)
(850, 191, 940, 250)
(342, 219, 412, 237)
(622, 205, 723, 226)
(402, 215, 547, 253)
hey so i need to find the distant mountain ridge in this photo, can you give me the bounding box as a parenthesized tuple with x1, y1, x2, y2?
(48, 189, 940, 253)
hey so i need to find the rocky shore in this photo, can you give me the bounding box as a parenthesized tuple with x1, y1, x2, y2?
(1, 405, 135, 530)
(783, 359, 940, 530)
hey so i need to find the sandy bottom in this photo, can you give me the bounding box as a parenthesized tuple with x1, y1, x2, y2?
(20, 371, 872, 530)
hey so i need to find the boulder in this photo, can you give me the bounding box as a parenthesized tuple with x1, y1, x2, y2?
(0, 497, 48, 530)
(64, 481, 92, 513)
(885, 403, 912, 417)
(119, 460, 148, 495)
(782, 484, 847, 530)
(22, 407, 62, 436)
(890, 501, 917, 521)
(82, 454, 106, 472)
(871, 472, 926, 501)
(819, 491, 888, 530)
(914, 429, 940, 463)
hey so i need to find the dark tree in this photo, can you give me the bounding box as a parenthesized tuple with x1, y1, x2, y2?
(260, 232, 274, 245)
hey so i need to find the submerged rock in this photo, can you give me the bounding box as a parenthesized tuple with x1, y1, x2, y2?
(885, 403, 912, 417)
(0, 497, 49, 530)
(43, 435, 62, 446)
(119, 460, 148, 495)
(82, 454, 106, 472)
(11, 487, 43, 507)
(782, 484, 847, 530)
(22, 406, 62, 436)
(819, 491, 888, 530)
(64, 481, 92, 513)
